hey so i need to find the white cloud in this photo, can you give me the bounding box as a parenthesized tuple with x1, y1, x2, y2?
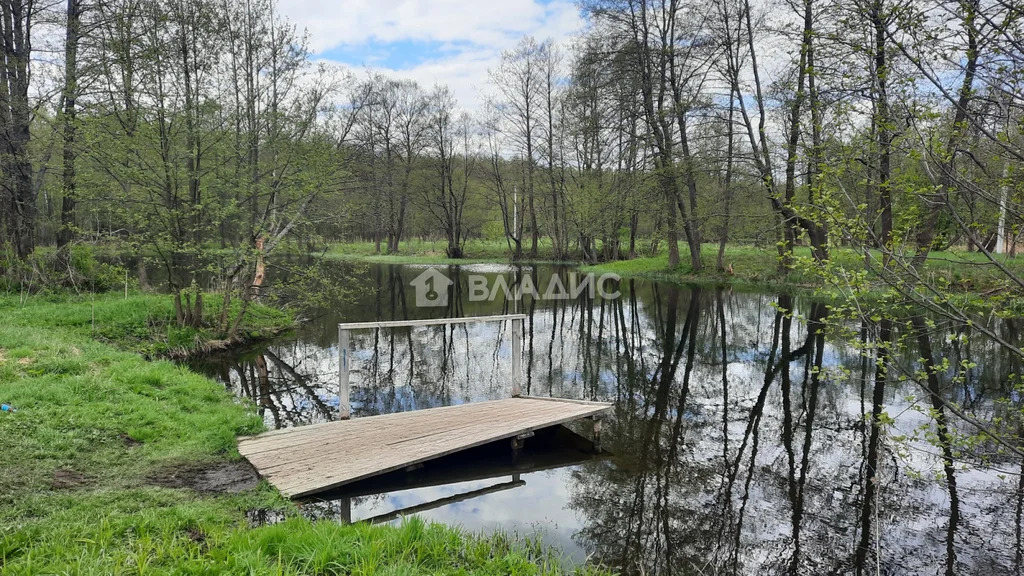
(321, 47, 497, 112)
(277, 0, 586, 110)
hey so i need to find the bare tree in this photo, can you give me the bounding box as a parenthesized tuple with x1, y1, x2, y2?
(489, 36, 544, 257)
(586, 0, 706, 270)
(422, 86, 473, 258)
(482, 102, 523, 260)
(0, 0, 37, 260)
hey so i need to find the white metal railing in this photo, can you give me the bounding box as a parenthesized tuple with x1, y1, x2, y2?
(337, 314, 527, 420)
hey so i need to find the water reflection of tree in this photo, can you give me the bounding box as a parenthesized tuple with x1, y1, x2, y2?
(195, 264, 1024, 574)
(571, 290, 881, 573)
(223, 342, 338, 428)
(565, 284, 1024, 575)
(570, 284, 712, 573)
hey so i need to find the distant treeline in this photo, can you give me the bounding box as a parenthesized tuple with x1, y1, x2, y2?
(1, 0, 1021, 289)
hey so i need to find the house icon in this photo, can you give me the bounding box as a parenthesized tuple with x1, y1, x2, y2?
(410, 268, 454, 307)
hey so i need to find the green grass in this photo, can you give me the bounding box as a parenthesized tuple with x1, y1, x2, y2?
(0, 295, 612, 575)
(580, 245, 852, 287)
(329, 239, 1024, 304)
(326, 239, 578, 266)
(0, 292, 293, 358)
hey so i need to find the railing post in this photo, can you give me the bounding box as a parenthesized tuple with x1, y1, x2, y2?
(511, 317, 522, 397)
(336, 314, 526, 405)
(339, 326, 351, 420)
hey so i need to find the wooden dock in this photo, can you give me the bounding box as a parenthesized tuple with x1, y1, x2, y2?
(308, 425, 605, 524)
(238, 396, 612, 498)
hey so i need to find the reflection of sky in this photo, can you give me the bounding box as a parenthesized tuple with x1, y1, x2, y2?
(350, 468, 588, 563)
(193, 264, 1024, 573)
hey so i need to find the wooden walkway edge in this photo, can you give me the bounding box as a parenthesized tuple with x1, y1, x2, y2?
(238, 397, 612, 499)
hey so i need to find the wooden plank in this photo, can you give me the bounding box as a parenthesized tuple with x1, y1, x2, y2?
(310, 426, 601, 500)
(269, 404, 607, 497)
(239, 400, 540, 455)
(238, 397, 612, 499)
(242, 399, 572, 454)
(243, 404, 547, 481)
(520, 395, 615, 407)
(245, 400, 599, 469)
(239, 399, 514, 448)
(338, 327, 350, 419)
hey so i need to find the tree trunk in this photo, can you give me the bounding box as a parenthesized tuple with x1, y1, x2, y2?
(0, 0, 36, 260)
(871, 0, 893, 259)
(57, 0, 81, 255)
(628, 212, 638, 260)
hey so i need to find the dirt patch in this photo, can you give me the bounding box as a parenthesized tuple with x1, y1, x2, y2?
(186, 527, 207, 545)
(148, 460, 260, 494)
(0, 349, 6, 363)
(51, 468, 91, 490)
(119, 432, 142, 447)
(16, 357, 32, 365)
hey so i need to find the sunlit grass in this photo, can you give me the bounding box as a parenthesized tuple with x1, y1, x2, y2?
(0, 295, 613, 575)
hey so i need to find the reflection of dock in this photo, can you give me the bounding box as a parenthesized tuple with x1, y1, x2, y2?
(361, 479, 525, 524)
(308, 425, 604, 524)
(239, 396, 611, 498)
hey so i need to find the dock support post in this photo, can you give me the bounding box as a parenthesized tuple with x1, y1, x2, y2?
(512, 317, 522, 397)
(339, 327, 350, 420)
(340, 497, 351, 525)
(511, 430, 533, 458)
(591, 416, 603, 453)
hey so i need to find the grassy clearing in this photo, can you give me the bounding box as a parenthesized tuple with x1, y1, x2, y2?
(330, 240, 1024, 300)
(581, 245, 1024, 309)
(325, 239, 578, 266)
(0, 295, 611, 575)
(580, 246, 857, 290)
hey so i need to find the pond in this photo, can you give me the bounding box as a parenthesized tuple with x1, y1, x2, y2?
(189, 261, 1024, 575)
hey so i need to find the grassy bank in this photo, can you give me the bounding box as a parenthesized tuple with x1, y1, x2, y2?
(0, 295, 609, 575)
(0, 292, 294, 359)
(329, 240, 1024, 298)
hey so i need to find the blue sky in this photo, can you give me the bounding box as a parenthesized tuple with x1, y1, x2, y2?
(277, 0, 586, 109)
(320, 39, 479, 71)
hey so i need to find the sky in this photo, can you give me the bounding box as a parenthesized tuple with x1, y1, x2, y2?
(276, 0, 587, 110)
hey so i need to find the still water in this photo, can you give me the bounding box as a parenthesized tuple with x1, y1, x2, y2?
(190, 262, 1024, 575)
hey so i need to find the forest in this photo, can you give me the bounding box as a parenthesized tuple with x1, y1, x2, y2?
(0, 0, 1019, 293)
